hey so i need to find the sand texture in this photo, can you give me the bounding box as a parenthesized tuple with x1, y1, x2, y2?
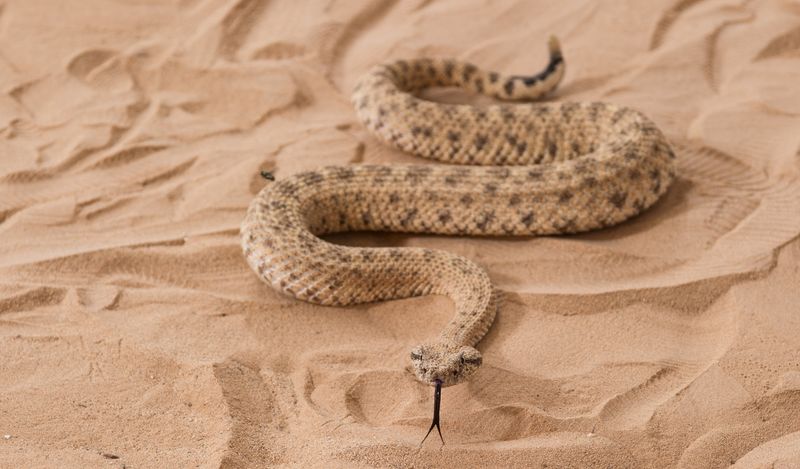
(2, 1, 800, 467)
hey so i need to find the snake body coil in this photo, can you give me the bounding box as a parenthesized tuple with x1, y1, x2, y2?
(241, 37, 676, 392)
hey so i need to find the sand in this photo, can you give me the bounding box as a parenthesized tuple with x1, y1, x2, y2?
(1, 0, 800, 467)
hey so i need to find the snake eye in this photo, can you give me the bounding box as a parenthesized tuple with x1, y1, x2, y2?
(410, 351, 422, 360)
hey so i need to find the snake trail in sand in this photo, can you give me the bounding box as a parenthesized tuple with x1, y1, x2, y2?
(241, 36, 676, 443)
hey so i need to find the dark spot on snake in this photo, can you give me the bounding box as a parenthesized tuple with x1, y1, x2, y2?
(609, 191, 627, 209)
(475, 210, 495, 231)
(527, 169, 543, 179)
(444, 61, 455, 79)
(650, 169, 661, 181)
(462, 63, 477, 82)
(335, 167, 355, 180)
(280, 182, 299, 196)
(653, 179, 662, 194)
(447, 130, 460, 142)
(559, 190, 573, 203)
(503, 80, 514, 96)
(574, 161, 590, 174)
(561, 102, 579, 119)
(611, 108, 627, 124)
(501, 223, 516, 234)
(488, 167, 510, 178)
(521, 212, 535, 227)
(535, 106, 550, 118)
(401, 208, 418, 226)
(306, 172, 324, 184)
(556, 217, 578, 232)
(474, 134, 488, 151)
(488, 72, 499, 83)
(406, 166, 432, 184)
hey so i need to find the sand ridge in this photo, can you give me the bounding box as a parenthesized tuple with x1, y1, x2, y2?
(1, 0, 800, 467)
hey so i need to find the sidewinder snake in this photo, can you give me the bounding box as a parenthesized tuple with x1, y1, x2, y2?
(240, 36, 676, 444)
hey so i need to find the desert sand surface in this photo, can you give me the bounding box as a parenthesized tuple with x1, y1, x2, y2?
(1, 0, 800, 467)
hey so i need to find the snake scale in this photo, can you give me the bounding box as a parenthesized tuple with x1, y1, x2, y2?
(241, 37, 676, 443)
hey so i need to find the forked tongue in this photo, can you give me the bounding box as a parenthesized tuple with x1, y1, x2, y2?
(420, 379, 444, 446)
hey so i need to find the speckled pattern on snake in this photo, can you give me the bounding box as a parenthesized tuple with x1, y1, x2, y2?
(240, 37, 676, 443)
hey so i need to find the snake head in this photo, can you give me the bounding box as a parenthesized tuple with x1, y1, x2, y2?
(410, 343, 482, 387)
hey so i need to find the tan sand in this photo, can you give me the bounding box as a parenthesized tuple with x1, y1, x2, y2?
(1, 0, 800, 467)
